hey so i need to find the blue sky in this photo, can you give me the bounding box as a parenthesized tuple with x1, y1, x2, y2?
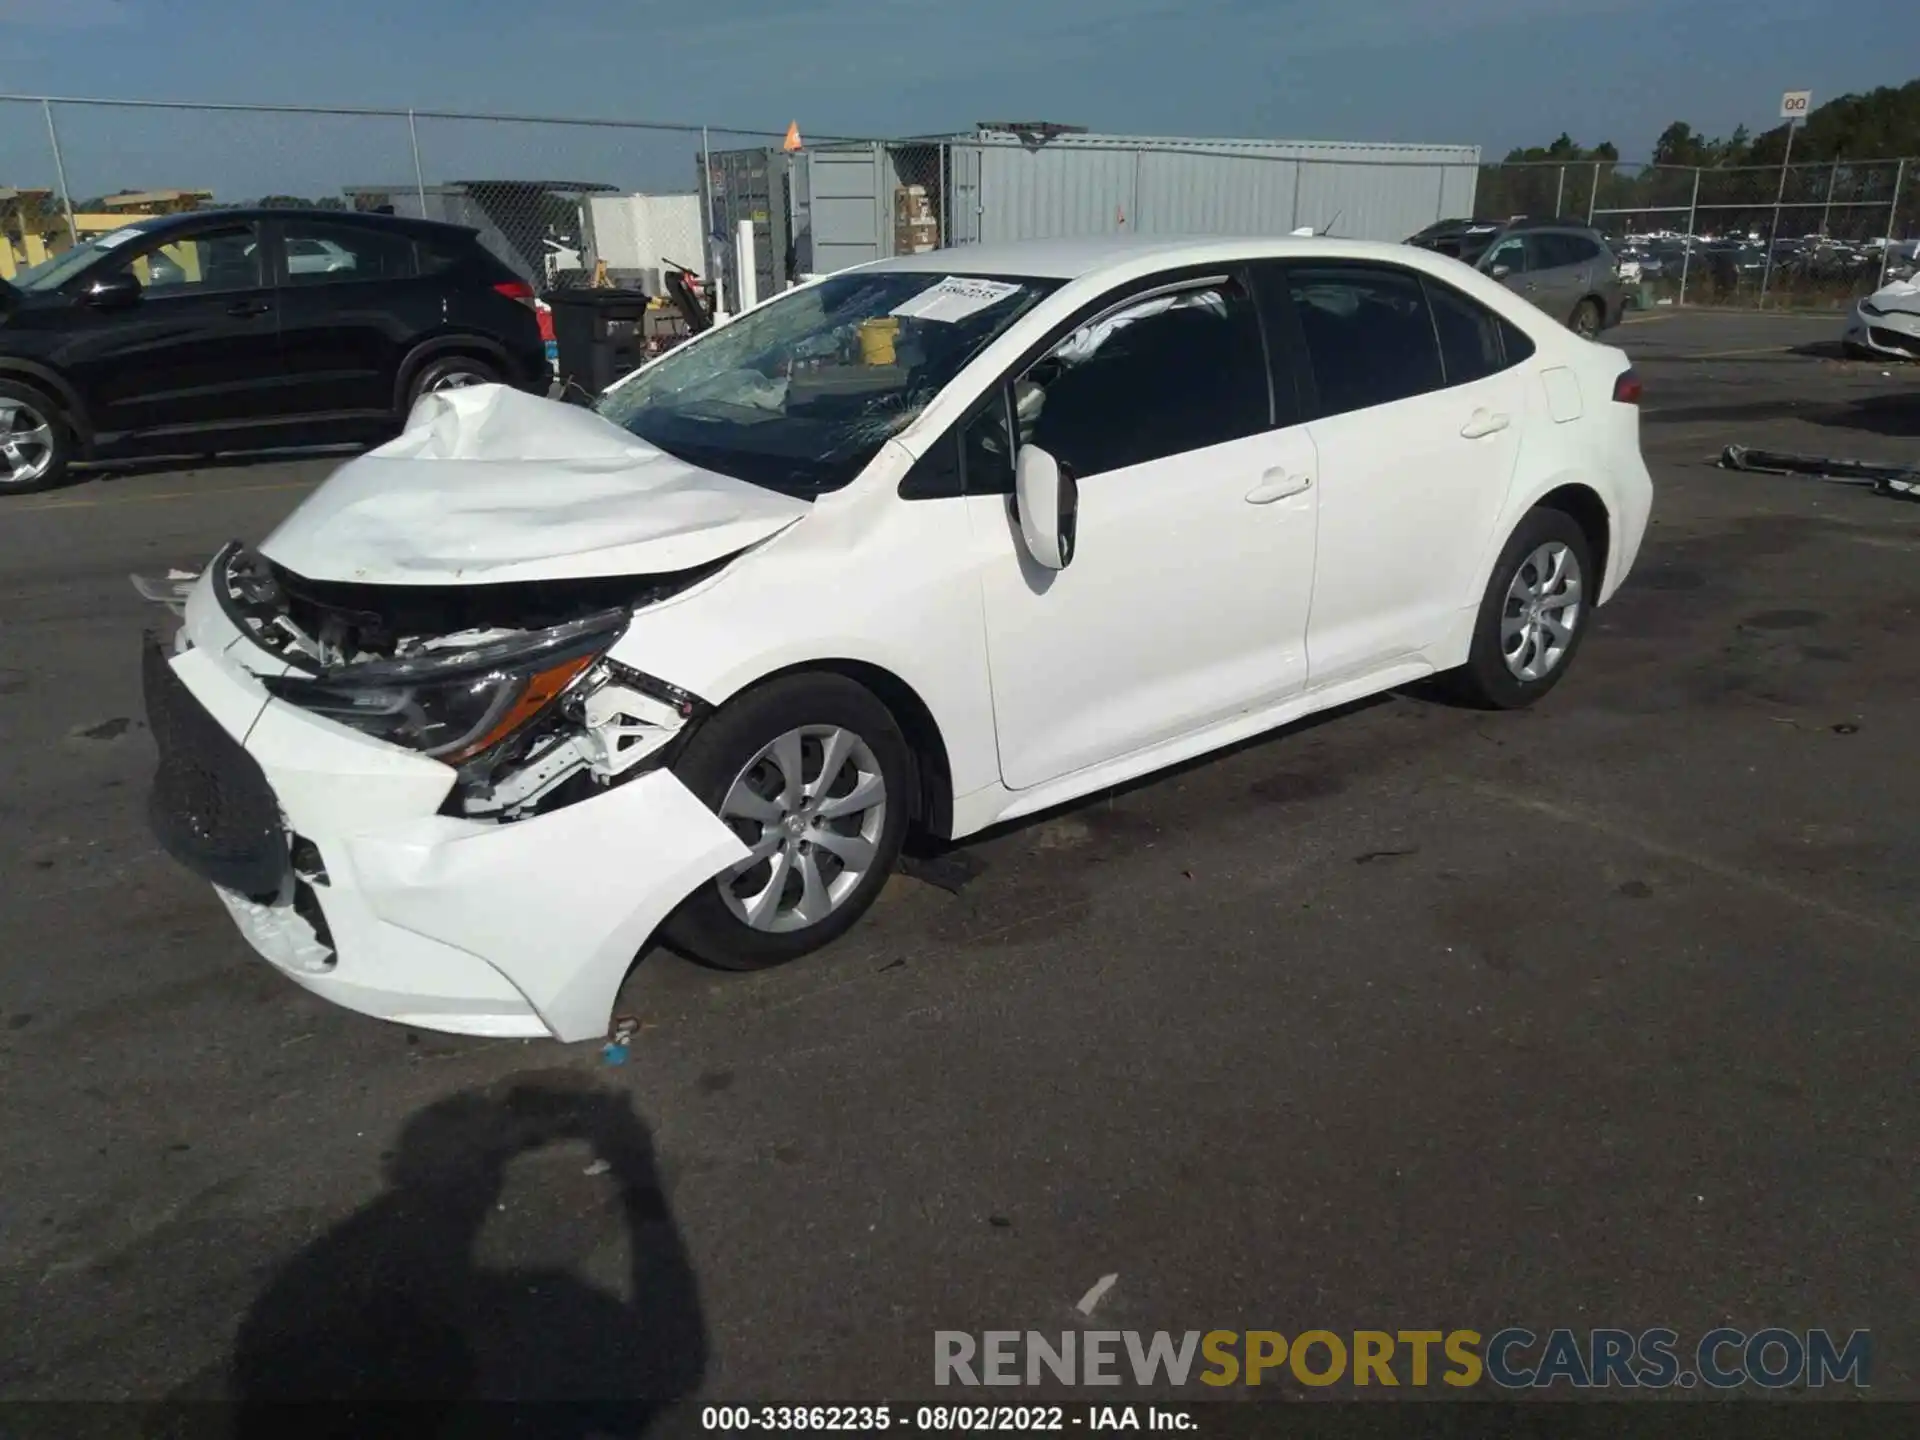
(0, 0, 1908, 199)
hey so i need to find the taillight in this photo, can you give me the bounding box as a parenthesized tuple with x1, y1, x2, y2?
(1612, 368, 1643, 405)
(493, 280, 536, 309)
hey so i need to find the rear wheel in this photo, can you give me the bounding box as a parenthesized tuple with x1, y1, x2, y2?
(407, 355, 501, 407)
(1447, 507, 1596, 710)
(662, 673, 913, 971)
(1569, 298, 1603, 339)
(0, 382, 70, 495)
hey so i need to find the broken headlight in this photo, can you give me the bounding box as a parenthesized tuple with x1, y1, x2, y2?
(262, 608, 629, 764)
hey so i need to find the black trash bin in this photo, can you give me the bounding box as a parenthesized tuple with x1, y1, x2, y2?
(546, 288, 654, 399)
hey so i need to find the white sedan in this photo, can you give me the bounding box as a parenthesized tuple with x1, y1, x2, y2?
(142, 236, 1654, 1042)
(1842, 276, 1920, 360)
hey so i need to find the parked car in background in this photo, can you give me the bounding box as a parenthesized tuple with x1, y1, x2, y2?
(1409, 216, 1627, 338)
(140, 235, 1653, 1041)
(1843, 275, 1920, 359)
(0, 209, 549, 494)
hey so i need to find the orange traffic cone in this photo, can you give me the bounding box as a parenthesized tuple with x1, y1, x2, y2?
(783, 121, 803, 153)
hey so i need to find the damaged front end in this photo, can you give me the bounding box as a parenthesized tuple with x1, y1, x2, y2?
(202, 539, 715, 822)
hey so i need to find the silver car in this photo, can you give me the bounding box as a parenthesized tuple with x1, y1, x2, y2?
(1413, 219, 1628, 338)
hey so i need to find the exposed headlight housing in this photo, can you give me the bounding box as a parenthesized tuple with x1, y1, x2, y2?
(1860, 301, 1885, 317)
(263, 608, 629, 764)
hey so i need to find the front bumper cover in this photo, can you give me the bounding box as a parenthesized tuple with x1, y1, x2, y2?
(146, 592, 749, 1042)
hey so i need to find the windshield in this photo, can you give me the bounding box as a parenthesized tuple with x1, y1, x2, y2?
(10, 237, 124, 292)
(595, 270, 1060, 496)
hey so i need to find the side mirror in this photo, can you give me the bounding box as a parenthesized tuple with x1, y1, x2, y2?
(1014, 444, 1077, 570)
(1488, 263, 1513, 281)
(83, 273, 142, 309)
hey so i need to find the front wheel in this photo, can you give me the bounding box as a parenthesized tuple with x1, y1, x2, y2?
(662, 673, 912, 971)
(1447, 507, 1596, 710)
(0, 382, 71, 495)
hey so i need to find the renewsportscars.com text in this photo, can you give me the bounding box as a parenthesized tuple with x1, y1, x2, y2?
(935, 1327, 1871, 1391)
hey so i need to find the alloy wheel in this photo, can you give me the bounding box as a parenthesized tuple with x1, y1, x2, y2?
(423, 369, 490, 392)
(0, 400, 56, 486)
(716, 726, 889, 933)
(1501, 541, 1583, 682)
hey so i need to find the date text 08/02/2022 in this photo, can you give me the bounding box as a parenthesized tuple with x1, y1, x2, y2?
(702, 1406, 1193, 1432)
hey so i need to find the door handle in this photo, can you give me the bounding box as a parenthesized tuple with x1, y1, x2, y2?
(227, 299, 272, 318)
(1460, 409, 1511, 440)
(1245, 469, 1312, 504)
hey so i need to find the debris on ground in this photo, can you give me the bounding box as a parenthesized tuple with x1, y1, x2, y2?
(1719, 445, 1919, 500)
(602, 1015, 639, 1065)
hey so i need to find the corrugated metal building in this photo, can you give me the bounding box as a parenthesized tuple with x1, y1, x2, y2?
(702, 128, 1480, 290)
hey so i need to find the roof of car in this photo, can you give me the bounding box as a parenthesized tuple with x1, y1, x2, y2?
(861, 234, 1456, 281)
(105, 208, 474, 240)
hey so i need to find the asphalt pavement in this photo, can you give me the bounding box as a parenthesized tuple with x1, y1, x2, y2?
(1, 310, 1916, 1417)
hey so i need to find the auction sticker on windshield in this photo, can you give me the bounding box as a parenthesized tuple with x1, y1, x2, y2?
(93, 229, 143, 249)
(891, 276, 1024, 323)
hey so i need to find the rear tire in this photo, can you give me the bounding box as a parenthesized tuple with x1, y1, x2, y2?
(1569, 298, 1603, 339)
(406, 355, 501, 408)
(661, 673, 913, 971)
(0, 380, 72, 496)
(1447, 507, 1596, 710)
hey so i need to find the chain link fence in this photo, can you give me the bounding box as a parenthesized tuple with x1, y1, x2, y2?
(1, 96, 1916, 314)
(1476, 157, 1917, 307)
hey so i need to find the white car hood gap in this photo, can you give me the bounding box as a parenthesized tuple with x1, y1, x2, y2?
(258, 385, 811, 586)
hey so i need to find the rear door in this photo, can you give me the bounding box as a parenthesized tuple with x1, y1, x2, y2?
(1263, 260, 1527, 686)
(1527, 233, 1587, 320)
(268, 217, 428, 419)
(58, 220, 284, 444)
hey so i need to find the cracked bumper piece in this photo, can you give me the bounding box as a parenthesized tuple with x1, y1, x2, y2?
(155, 642, 749, 1043)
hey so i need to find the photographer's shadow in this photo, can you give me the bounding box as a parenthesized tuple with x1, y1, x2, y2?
(229, 1073, 706, 1437)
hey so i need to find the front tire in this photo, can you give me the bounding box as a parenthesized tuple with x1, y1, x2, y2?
(1448, 507, 1596, 710)
(0, 381, 72, 495)
(662, 673, 912, 971)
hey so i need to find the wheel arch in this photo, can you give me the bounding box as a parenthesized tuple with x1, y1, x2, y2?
(392, 334, 514, 413)
(0, 360, 93, 446)
(1532, 480, 1612, 595)
(702, 657, 957, 843)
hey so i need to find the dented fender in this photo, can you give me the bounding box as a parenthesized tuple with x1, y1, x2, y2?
(345, 768, 748, 1042)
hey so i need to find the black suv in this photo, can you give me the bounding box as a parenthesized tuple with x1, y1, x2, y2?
(0, 209, 549, 493)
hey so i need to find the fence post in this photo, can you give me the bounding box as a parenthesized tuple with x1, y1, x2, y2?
(937, 141, 947, 247)
(42, 100, 77, 246)
(1587, 160, 1600, 222)
(1554, 165, 1565, 217)
(1678, 167, 1702, 307)
(1819, 159, 1838, 237)
(407, 109, 427, 211)
(1881, 158, 1907, 291)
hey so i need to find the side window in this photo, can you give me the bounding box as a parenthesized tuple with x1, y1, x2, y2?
(114, 225, 261, 294)
(1284, 265, 1444, 419)
(963, 390, 1016, 494)
(1423, 277, 1510, 386)
(1018, 277, 1268, 479)
(1483, 236, 1528, 274)
(418, 239, 466, 277)
(280, 221, 417, 285)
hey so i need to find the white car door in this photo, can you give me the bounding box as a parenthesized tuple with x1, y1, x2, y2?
(1260, 261, 1527, 686)
(964, 271, 1320, 792)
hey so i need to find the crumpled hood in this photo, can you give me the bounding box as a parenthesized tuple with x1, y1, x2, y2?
(1862, 277, 1920, 321)
(258, 385, 811, 585)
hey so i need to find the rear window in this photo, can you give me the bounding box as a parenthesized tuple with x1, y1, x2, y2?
(1284, 265, 1444, 417)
